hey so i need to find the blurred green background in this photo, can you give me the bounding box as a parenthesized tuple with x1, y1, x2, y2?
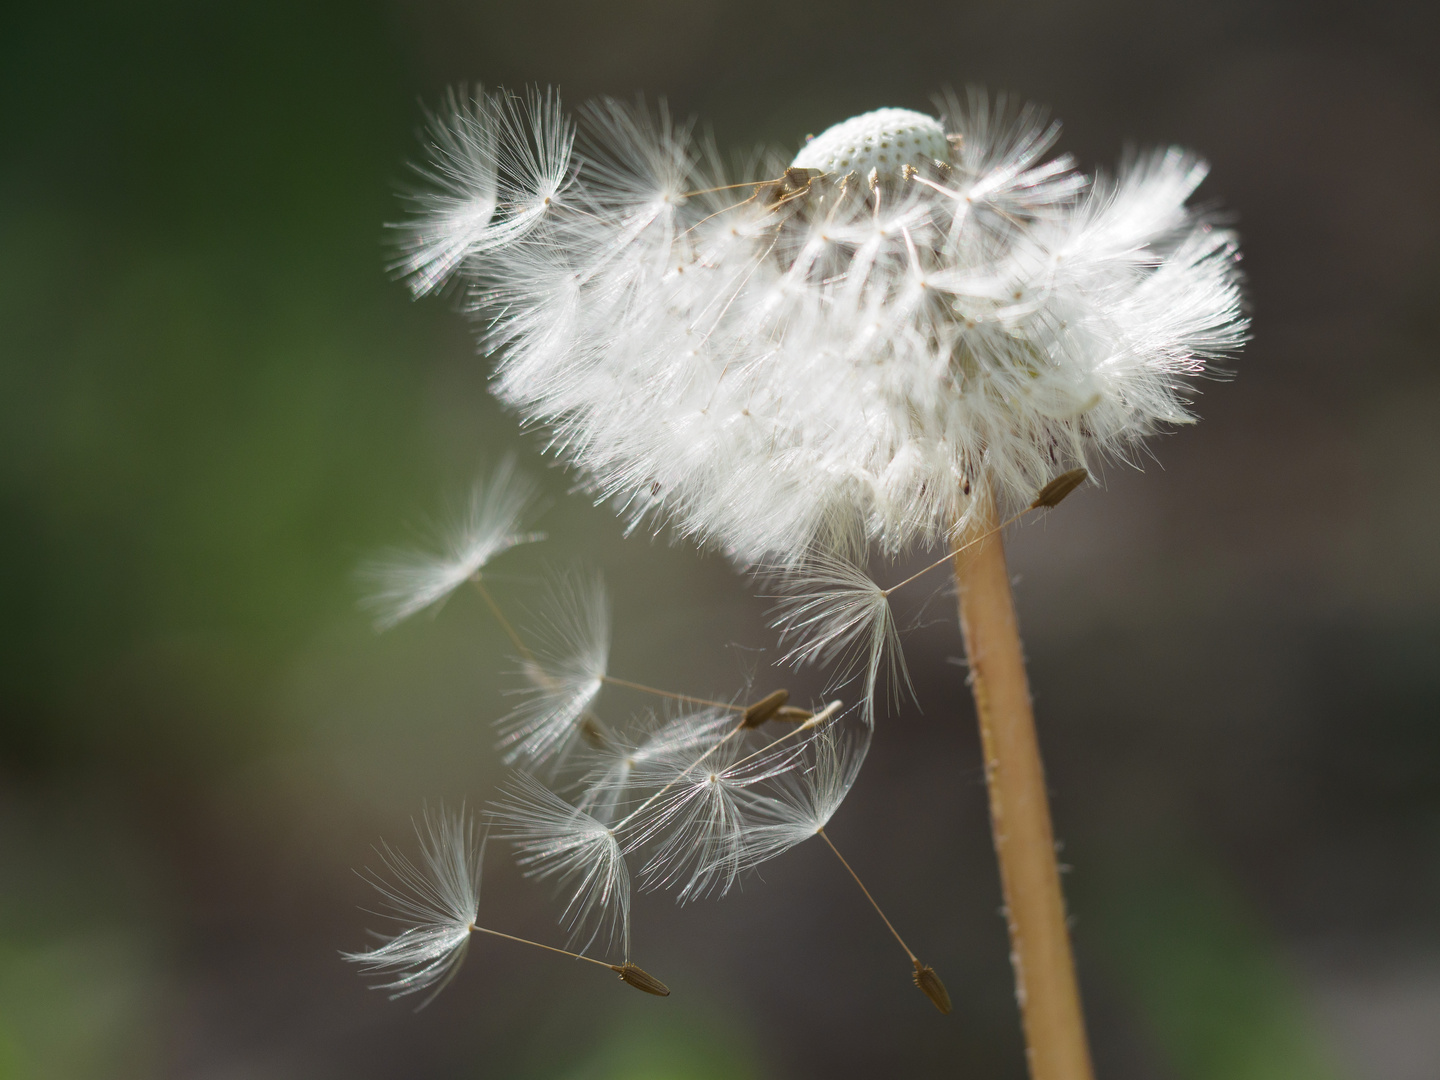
(2, 1, 1438, 1077)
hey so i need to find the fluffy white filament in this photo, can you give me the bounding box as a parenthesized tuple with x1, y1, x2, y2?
(360, 454, 543, 630)
(769, 553, 911, 726)
(398, 87, 1245, 567)
(736, 713, 872, 869)
(497, 568, 611, 768)
(343, 806, 482, 1006)
(490, 772, 631, 958)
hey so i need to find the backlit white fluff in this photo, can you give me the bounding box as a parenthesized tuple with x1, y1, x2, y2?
(736, 712, 871, 869)
(769, 553, 910, 726)
(343, 806, 482, 1006)
(490, 772, 631, 958)
(360, 455, 543, 630)
(626, 731, 809, 900)
(395, 87, 573, 297)
(572, 707, 735, 825)
(401, 87, 1245, 565)
(497, 568, 610, 768)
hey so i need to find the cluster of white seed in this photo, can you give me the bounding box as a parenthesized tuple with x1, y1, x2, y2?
(347, 462, 879, 1002)
(397, 87, 1244, 564)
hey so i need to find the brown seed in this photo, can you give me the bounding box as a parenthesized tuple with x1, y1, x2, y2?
(579, 714, 610, 750)
(610, 962, 671, 997)
(913, 962, 952, 1015)
(1030, 467, 1088, 509)
(772, 706, 815, 724)
(741, 689, 790, 727)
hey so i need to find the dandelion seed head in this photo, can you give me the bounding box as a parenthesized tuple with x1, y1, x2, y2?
(400, 87, 1245, 564)
(792, 108, 949, 176)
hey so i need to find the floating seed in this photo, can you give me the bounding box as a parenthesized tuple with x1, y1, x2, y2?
(611, 962, 671, 997)
(742, 689, 790, 727)
(772, 706, 815, 724)
(913, 962, 952, 1014)
(1030, 468, 1088, 509)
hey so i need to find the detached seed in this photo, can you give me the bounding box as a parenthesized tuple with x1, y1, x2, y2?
(741, 689, 790, 727)
(773, 706, 815, 724)
(913, 962, 952, 1014)
(1030, 467, 1088, 509)
(611, 962, 671, 997)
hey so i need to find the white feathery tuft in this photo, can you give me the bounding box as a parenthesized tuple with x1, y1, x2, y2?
(490, 772, 631, 958)
(572, 707, 735, 825)
(769, 553, 910, 726)
(342, 805, 483, 1007)
(396, 86, 1245, 565)
(360, 454, 543, 631)
(736, 712, 871, 870)
(626, 730, 808, 901)
(392, 86, 573, 297)
(497, 568, 611, 768)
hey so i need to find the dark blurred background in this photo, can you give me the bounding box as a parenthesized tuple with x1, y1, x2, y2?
(2, 1, 1438, 1077)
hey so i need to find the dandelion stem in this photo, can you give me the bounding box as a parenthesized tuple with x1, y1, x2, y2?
(470, 924, 615, 968)
(952, 490, 1094, 1080)
(816, 827, 916, 965)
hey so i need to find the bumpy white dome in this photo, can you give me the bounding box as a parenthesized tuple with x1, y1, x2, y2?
(791, 107, 949, 175)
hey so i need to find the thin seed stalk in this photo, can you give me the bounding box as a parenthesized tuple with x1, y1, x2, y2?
(952, 489, 1094, 1080)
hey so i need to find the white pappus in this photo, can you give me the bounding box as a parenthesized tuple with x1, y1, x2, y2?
(342, 806, 483, 1006)
(398, 87, 1246, 568)
(359, 454, 543, 631)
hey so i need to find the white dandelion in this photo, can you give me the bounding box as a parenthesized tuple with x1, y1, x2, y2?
(490, 771, 632, 958)
(360, 454, 544, 630)
(497, 568, 611, 768)
(396, 88, 1243, 565)
(385, 84, 1249, 1044)
(342, 806, 482, 1006)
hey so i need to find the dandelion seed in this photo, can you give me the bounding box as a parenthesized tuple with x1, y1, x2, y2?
(393, 86, 573, 297)
(627, 730, 808, 900)
(913, 964, 953, 1014)
(490, 772, 631, 958)
(770, 553, 909, 726)
(342, 806, 482, 1007)
(736, 712, 871, 870)
(498, 568, 610, 768)
(573, 707, 734, 825)
(741, 688, 789, 727)
(1030, 467, 1088, 509)
(611, 962, 671, 996)
(360, 455, 543, 631)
